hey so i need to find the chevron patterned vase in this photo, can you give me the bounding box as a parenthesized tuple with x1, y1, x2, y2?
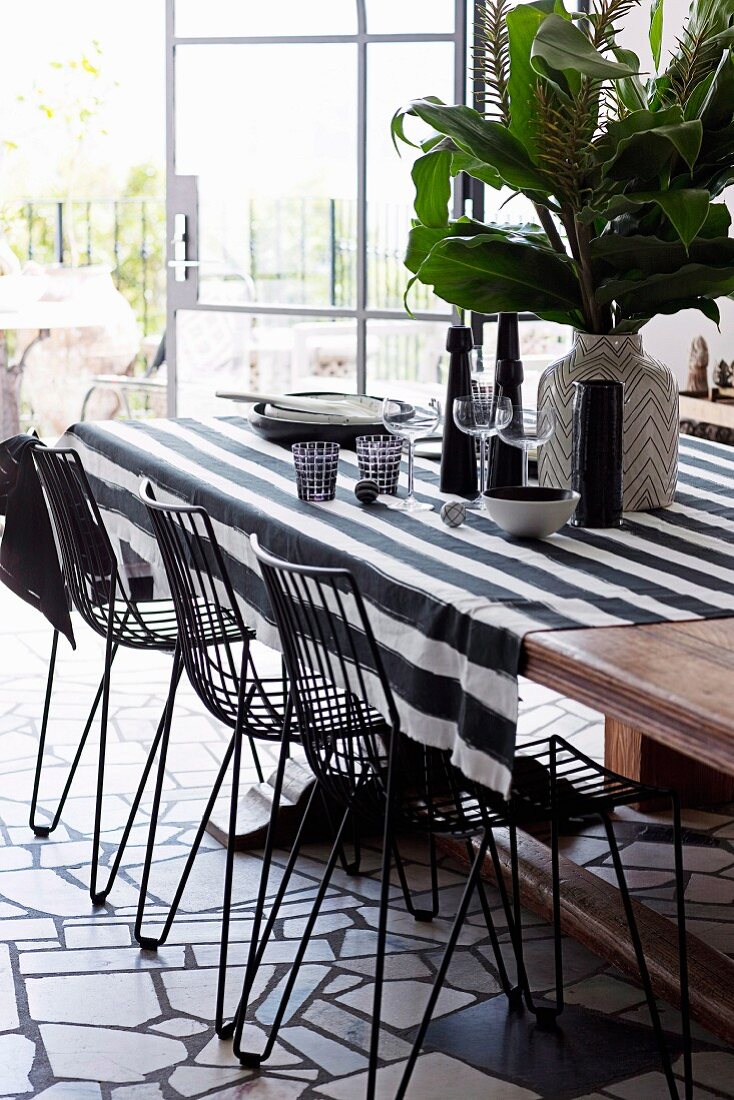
(537, 333, 678, 512)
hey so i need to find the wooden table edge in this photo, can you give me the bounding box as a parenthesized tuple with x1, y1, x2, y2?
(521, 618, 734, 778)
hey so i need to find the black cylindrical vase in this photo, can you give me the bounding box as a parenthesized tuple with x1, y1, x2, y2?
(571, 379, 624, 528)
(440, 325, 478, 498)
(488, 313, 526, 489)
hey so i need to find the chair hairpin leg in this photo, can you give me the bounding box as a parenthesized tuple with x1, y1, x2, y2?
(397, 831, 492, 1100)
(89, 602, 117, 906)
(601, 812, 680, 1099)
(670, 794, 692, 1100)
(468, 837, 521, 1008)
(226, 776, 323, 1046)
(367, 739, 400, 1100)
(30, 631, 122, 837)
(215, 697, 248, 1039)
(319, 788, 361, 876)
(218, 697, 293, 1041)
(89, 648, 182, 908)
(234, 800, 354, 1067)
(391, 832, 439, 922)
(230, 717, 295, 1059)
(132, 645, 257, 952)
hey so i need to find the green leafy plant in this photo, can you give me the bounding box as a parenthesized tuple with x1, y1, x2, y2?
(392, 0, 734, 334)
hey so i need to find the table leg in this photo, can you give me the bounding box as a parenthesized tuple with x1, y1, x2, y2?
(605, 716, 734, 807)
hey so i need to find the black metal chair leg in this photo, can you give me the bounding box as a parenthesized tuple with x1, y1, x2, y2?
(670, 794, 692, 1100)
(30, 631, 121, 837)
(96, 660, 181, 908)
(219, 699, 293, 1041)
(391, 832, 439, 923)
(234, 801, 353, 1067)
(367, 734, 400, 1100)
(601, 812, 679, 1099)
(548, 797, 565, 1020)
(468, 838, 521, 1007)
(137, 729, 235, 950)
(397, 832, 492, 1100)
(89, 599, 117, 906)
(527, 736, 564, 1026)
(215, 705, 247, 1038)
(232, 778, 323, 1027)
(320, 787, 360, 876)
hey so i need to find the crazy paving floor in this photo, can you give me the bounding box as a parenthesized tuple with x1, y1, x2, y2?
(1, 586, 734, 1099)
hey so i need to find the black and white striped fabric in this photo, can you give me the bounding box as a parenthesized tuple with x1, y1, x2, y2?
(62, 416, 734, 797)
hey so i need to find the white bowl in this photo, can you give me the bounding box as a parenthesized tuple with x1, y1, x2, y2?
(484, 486, 579, 539)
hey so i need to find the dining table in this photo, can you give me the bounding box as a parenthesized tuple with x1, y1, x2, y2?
(60, 413, 734, 1044)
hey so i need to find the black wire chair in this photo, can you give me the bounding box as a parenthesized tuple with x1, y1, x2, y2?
(232, 536, 524, 1074)
(247, 536, 692, 1100)
(138, 481, 443, 1035)
(30, 447, 186, 907)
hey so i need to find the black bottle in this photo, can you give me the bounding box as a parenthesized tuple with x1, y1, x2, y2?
(488, 313, 525, 488)
(440, 325, 478, 498)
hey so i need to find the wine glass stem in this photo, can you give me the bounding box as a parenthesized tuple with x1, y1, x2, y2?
(407, 440, 416, 504)
(480, 435, 488, 495)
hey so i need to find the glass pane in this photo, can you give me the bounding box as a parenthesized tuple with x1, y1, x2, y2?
(366, 0, 455, 34)
(365, 319, 448, 402)
(471, 319, 573, 403)
(366, 42, 455, 312)
(175, 0, 357, 37)
(175, 45, 357, 309)
(175, 310, 357, 416)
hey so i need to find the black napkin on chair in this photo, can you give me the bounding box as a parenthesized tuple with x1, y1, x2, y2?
(0, 434, 75, 647)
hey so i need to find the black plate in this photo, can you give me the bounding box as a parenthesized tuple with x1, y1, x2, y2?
(248, 391, 386, 449)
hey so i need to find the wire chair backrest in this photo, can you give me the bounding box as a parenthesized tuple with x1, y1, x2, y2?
(250, 533, 407, 810)
(139, 478, 253, 727)
(32, 448, 118, 634)
(251, 534, 494, 836)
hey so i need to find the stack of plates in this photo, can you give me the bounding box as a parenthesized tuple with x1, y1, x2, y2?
(225, 391, 387, 448)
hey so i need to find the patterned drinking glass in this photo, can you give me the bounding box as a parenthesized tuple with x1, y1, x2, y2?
(356, 434, 404, 495)
(292, 442, 340, 502)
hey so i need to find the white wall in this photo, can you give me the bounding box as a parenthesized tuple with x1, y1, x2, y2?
(617, 1, 734, 383)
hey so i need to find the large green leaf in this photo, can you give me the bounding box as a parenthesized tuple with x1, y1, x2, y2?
(404, 218, 503, 274)
(506, 2, 550, 157)
(591, 232, 734, 277)
(603, 118, 703, 178)
(412, 233, 583, 323)
(531, 14, 639, 82)
(599, 190, 710, 248)
(594, 106, 683, 165)
(612, 296, 721, 332)
(649, 0, 665, 70)
(612, 48, 649, 112)
(411, 149, 452, 228)
(597, 262, 734, 311)
(392, 99, 552, 193)
(449, 150, 503, 188)
(695, 52, 734, 128)
(699, 202, 732, 238)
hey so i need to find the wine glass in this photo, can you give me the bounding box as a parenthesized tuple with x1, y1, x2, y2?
(453, 392, 512, 506)
(382, 398, 441, 512)
(498, 406, 556, 487)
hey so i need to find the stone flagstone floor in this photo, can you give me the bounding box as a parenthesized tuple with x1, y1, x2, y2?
(1, 585, 734, 1099)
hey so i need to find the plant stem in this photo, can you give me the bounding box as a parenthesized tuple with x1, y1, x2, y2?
(561, 210, 604, 333)
(533, 203, 566, 256)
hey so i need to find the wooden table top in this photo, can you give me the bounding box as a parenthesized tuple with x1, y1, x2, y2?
(522, 618, 734, 777)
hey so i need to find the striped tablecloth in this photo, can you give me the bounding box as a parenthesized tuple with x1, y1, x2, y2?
(63, 416, 734, 797)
